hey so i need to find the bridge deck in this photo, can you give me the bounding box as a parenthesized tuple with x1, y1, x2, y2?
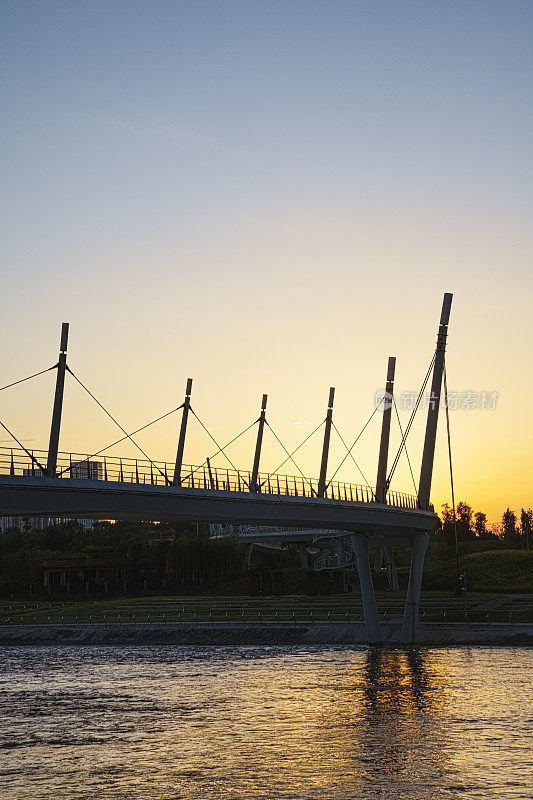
(0, 473, 437, 536)
(0, 445, 437, 535)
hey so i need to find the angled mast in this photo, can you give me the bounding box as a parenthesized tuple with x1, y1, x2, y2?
(417, 293, 453, 509)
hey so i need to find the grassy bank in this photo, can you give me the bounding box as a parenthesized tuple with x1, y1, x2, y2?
(1, 591, 531, 625)
(424, 550, 533, 592)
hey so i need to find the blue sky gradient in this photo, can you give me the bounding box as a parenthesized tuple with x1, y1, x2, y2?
(1, 1, 532, 519)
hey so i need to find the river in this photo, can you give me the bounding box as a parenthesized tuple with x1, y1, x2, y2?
(0, 646, 531, 799)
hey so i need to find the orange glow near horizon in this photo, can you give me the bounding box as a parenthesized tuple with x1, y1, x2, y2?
(0, 287, 529, 525)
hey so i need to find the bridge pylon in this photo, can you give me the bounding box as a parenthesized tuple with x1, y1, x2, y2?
(317, 387, 335, 497)
(250, 394, 267, 493)
(417, 292, 453, 509)
(375, 356, 396, 504)
(46, 322, 69, 477)
(173, 378, 192, 486)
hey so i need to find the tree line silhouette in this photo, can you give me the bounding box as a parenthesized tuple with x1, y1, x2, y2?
(0, 502, 530, 598)
(437, 502, 532, 548)
(0, 520, 293, 598)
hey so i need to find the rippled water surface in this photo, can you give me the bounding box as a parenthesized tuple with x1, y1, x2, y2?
(0, 646, 531, 799)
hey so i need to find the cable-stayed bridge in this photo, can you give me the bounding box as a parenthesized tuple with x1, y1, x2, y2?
(0, 293, 454, 644)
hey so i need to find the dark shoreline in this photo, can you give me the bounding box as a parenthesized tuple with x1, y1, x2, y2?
(0, 622, 531, 647)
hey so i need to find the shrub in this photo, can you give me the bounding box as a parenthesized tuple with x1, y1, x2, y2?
(463, 550, 533, 592)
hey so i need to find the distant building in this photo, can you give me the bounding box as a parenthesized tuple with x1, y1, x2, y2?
(2, 466, 54, 530)
(0, 516, 54, 531)
(0, 460, 104, 532)
(69, 460, 104, 480)
(67, 461, 103, 528)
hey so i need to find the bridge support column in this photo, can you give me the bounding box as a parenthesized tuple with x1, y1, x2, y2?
(47, 323, 69, 477)
(244, 543, 254, 569)
(351, 533, 381, 644)
(173, 379, 192, 486)
(384, 546, 399, 591)
(376, 356, 396, 503)
(250, 394, 267, 492)
(401, 532, 429, 644)
(317, 387, 335, 497)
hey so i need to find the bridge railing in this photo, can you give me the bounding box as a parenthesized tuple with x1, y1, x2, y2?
(0, 446, 417, 509)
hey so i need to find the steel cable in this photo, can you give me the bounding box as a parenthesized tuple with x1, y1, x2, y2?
(330, 421, 370, 487)
(326, 405, 379, 485)
(0, 419, 47, 473)
(180, 417, 258, 485)
(264, 421, 317, 494)
(67, 367, 170, 484)
(56, 404, 185, 477)
(444, 363, 461, 582)
(0, 365, 57, 393)
(386, 352, 436, 487)
(189, 408, 241, 473)
(267, 418, 325, 477)
(392, 397, 418, 494)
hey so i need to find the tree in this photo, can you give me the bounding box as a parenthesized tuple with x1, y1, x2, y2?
(438, 503, 455, 543)
(502, 508, 518, 544)
(520, 509, 533, 550)
(474, 511, 493, 539)
(456, 502, 475, 540)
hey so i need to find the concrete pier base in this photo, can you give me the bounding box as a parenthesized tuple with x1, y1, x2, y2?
(351, 533, 381, 644)
(401, 532, 430, 644)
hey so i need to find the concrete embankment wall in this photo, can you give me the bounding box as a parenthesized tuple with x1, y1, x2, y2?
(0, 623, 531, 646)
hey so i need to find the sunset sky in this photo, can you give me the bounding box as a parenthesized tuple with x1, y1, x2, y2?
(1, 1, 532, 522)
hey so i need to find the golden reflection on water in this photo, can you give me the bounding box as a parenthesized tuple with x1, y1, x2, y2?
(362, 647, 443, 716)
(1, 646, 530, 800)
(308, 648, 449, 796)
(360, 649, 448, 788)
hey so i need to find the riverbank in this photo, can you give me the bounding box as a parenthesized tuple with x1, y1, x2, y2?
(1, 622, 531, 646)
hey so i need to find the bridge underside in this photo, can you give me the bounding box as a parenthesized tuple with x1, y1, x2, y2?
(0, 475, 437, 535)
